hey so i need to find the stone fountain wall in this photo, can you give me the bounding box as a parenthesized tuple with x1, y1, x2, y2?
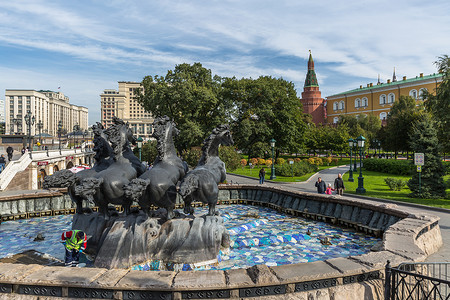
(0, 185, 443, 299)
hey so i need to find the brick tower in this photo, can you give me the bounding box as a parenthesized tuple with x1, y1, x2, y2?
(301, 51, 326, 124)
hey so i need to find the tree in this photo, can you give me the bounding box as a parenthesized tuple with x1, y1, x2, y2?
(138, 63, 233, 153)
(223, 76, 307, 159)
(133, 140, 157, 164)
(425, 55, 450, 153)
(407, 112, 446, 198)
(380, 96, 421, 158)
(219, 146, 242, 171)
(338, 114, 380, 149)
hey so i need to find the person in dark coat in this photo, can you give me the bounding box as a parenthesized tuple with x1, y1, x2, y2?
(6, 146, 13, 162)
(259, 168, 266, 184)
(0, 155, 6, 172)
(315, 177, 326, 194)
(334, 173, 345, 196)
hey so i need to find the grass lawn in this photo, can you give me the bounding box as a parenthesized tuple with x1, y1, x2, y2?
(343, 170, 450, 209)
(229, 166, 316, 182)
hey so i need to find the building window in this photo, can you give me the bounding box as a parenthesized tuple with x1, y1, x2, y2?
(388, 93, 395, 103)
(333, 102, 338, 111)
(419, 88, 428, 100)
(409, 89, 417, 99)
(362, 97, 368, 107)
(380, 112, 387, 120)
(355, 98, 361, 108)
(379, 94, 386, 105)
(333, 117, 339, 124)
(339, 101, 345, 110)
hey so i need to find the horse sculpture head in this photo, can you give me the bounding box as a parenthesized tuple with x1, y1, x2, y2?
(152, 116, 179, 159)
(200, 125, 234, 163)
(104, 117, 134, 158)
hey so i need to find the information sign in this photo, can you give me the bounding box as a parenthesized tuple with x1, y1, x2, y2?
(414, 153, 424, 166)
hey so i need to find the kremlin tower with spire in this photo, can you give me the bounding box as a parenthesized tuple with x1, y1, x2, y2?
(300, 51, 326, 124)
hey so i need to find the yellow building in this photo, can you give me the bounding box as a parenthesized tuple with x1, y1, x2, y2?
(100, 81, 154, 140)
(326, 72, 443, 124)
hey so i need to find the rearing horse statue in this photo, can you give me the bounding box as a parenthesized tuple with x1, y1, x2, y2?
(178, 125, 234, 216)
(123, 116, 188, 219)
(74, 118, 139, 218)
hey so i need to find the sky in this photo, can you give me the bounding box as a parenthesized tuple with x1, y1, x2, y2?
(1, 0, 449, 125)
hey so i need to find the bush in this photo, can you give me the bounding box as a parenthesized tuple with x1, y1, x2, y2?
(250, 158, 258, 167)
(258, 158, 266, 165)
(275, 161, 318, 177)
(307, 158, 315, 165)
(384, 178, 407, 191)
(276, 158, 286, 165)
(314, 157, 323, 166)
(219, 146, 241, 171)
(325, 157, 332, 166)
(266, 158, 273, 166)
(294, 158, 301, 163)
(363, 158, 414, 175)
(240, 159, 247, 168)
(182, 147, 202, 168)
(332, 158, 339, 165)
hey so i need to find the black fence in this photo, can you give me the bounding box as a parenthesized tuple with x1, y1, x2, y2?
(385, 261, 450, 300)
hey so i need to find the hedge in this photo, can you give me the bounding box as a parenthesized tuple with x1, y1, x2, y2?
(363, 158, 414, 176)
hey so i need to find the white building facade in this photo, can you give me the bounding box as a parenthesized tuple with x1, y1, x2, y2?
(4, 90, 88, 136)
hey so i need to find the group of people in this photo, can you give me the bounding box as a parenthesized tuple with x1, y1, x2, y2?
(315, 173, 345, 196)
(0, 146, 14, 173)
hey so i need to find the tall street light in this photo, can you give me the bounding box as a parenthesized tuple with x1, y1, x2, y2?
(73, 124, 80, 152)
(12, 115, 22, 135)
(58, 121, 63, 154)
(356, 135, 366, 194)
(137, 137, 143, 161)
(347, 138, 355, 182)
(24, 111, 35, 157)
(269, 138, 276, 180)
(37, 120, 43, 150)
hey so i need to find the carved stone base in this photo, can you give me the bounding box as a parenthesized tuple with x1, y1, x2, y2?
(72, 211, 230, 269)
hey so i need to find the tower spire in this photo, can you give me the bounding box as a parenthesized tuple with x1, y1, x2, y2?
(377, 74, 381, 85)
(304, 51, 318, 87)
(392, 67, 397, 82)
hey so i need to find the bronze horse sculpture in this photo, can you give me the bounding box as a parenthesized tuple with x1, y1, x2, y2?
(43, 122, 115, 214)
(178, 125, 233, 216)
(124, 116, 188, 219)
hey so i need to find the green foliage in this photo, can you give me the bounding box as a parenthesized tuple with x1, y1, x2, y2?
(363, 158, 414, 175)
(384, 178, 407, 191)
(380, 96, 422, 154)
(223, 76, 307, 158)
(138, 63, 232, 153)
(276, 157, 286, 165)
(132, 140, 158, 163)
(407, 113, 446, 198)
(275, 161, 318, 177)
(424, 55, 450, 153)
(182, 147, 202, 168)
(219, 146, 241, 171)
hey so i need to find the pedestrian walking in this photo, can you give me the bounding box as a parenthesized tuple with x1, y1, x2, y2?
(325, 184, 334, 195)
(0, 155, 6, 173)
(315, 177, 326, 194)
(21, 147, 26, 155)
(61, 230, 87, 267)
(334, 173, 345, 196)
(259, 167, 266, 184)
(6, 146, 13, 162)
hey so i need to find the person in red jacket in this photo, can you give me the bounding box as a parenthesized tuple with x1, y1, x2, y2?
(61, 230, 87, 267)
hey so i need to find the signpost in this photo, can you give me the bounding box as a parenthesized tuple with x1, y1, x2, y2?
(414, 153, 424, 195)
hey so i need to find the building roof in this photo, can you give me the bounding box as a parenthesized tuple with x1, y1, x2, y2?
(304, 51, 319, 88)
(327, 73, 443, 98)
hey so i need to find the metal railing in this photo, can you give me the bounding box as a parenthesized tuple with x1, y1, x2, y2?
(385, 261, 450, 299)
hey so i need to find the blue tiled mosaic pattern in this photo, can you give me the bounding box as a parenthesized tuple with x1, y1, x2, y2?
(0, 205, 380, 271)
(132, 205, 380, 271)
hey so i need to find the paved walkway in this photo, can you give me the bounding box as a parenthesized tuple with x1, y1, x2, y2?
(227, 165, 450, 263)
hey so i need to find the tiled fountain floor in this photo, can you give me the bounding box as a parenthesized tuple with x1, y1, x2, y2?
(0, 205, 380, 270)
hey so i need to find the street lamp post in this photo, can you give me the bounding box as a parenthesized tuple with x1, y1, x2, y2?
(137, 137, 143, 161)
(269, 138, 276, 180)
(356, 135, 366, 194)
(12, 115, 22, 135)
(58, 121, 63, 154)
(37, 120, 43, 150)
(24, 111, 35, 157)
(347, 138, 354, 182)
(73, 124, 80, 152)
(353, 141, 358, 172)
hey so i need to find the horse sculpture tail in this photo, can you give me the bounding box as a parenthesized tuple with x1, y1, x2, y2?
(43, 169, 78, 189)
(74, 177, 103, 206)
